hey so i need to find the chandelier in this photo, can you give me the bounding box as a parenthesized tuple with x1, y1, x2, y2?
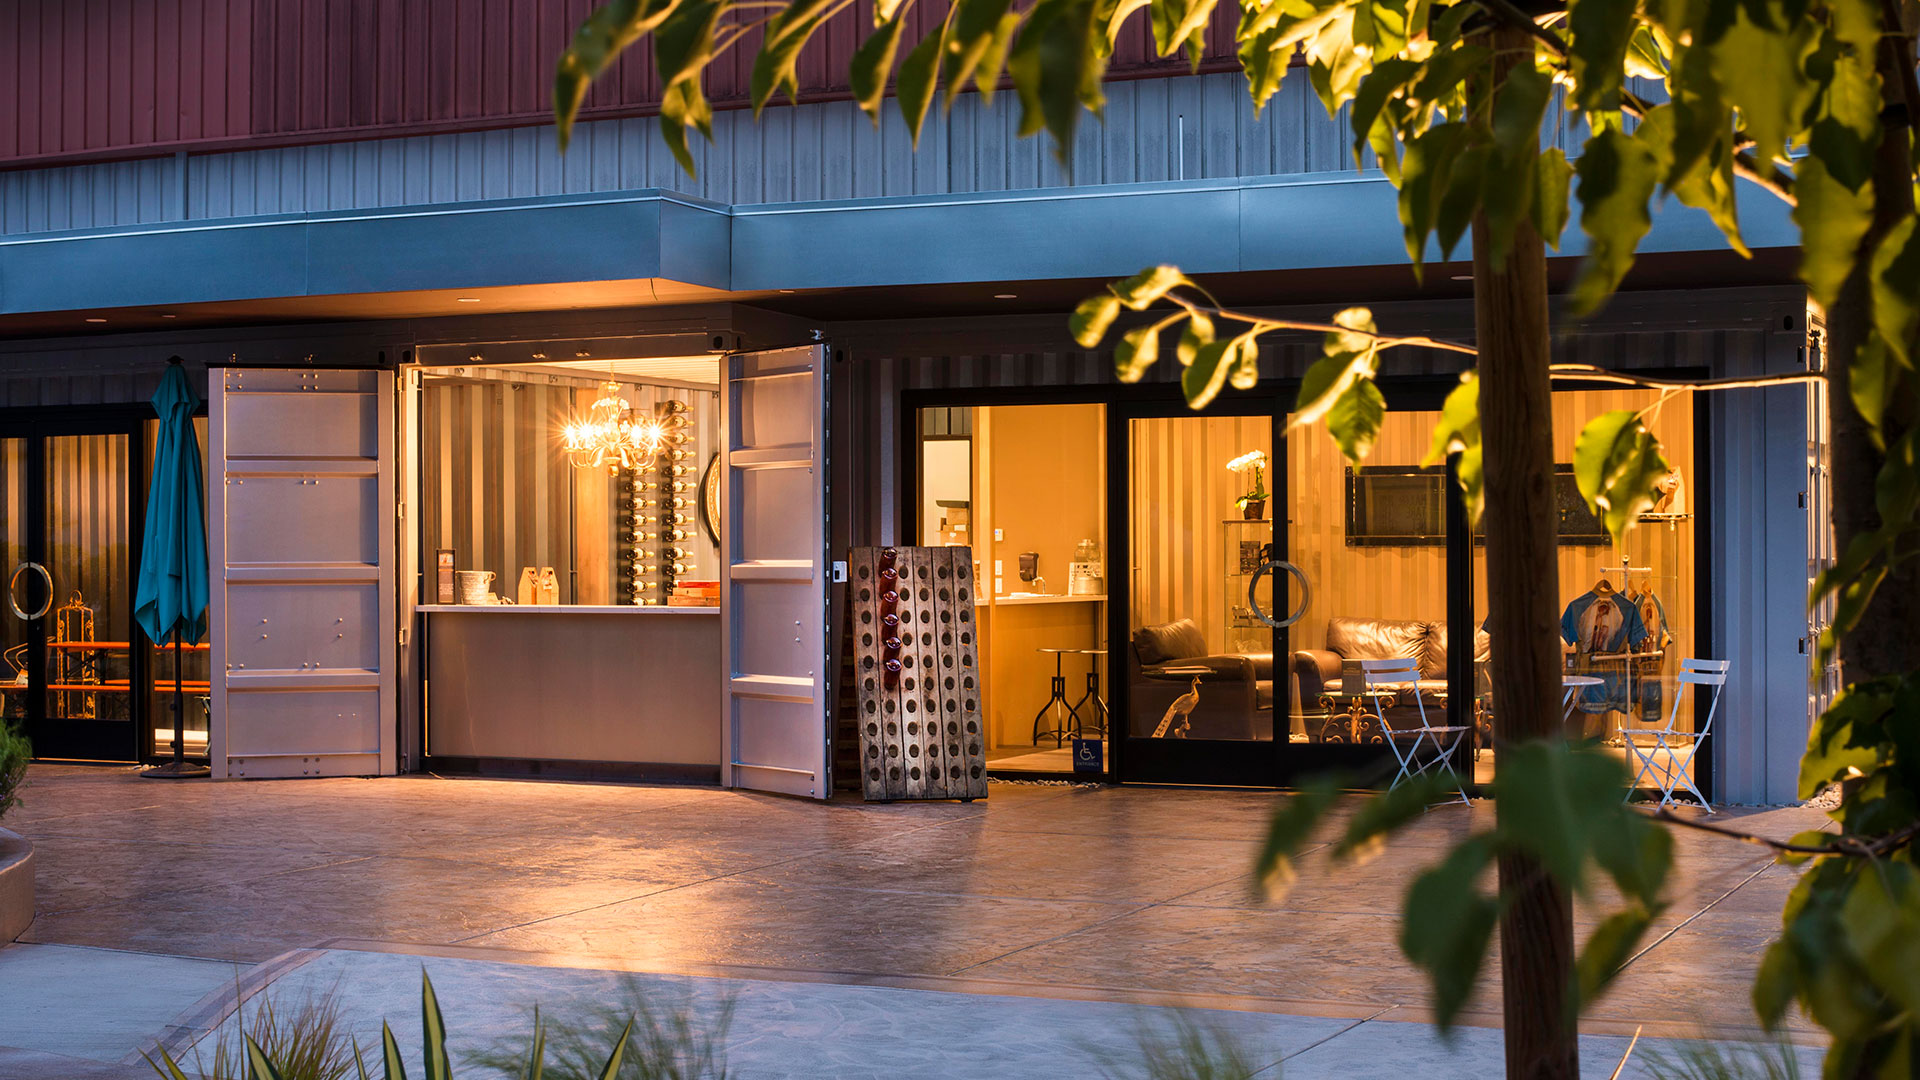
(562, 381, 665, 472)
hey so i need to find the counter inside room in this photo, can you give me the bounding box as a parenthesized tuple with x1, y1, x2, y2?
(411, 355, 725, 778)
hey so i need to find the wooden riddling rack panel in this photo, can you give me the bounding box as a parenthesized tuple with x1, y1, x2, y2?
(850, 546, 988, 801)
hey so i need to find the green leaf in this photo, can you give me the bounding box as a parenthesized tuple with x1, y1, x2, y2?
(422, 971, 450, 1080)
(1111, 265, 1191, 310)
(972, 11, 1023, 103)
(896, 31, 945, 148)
(1353, 0, 1411, 60)
(1070, 293, 1122, 347)
(654, 0, 724, 93)
(142, 1048, 196, 1080)
(1753, 937, 1799, 1028)
(554, 0, 676, 151)
(1872, 214, 1920, 367)
(1328, 376, 1386, 461)
(1569, 127, 1660, 316)
(849, 16, 910, 122)
(1847, 334, 1900, 449)
(1588, 810, 1673, 907)
(1493, 741, 1636, 887)
(526, 1006, 546, 1080)
(1807, 50, 1881, 193)
(1398, 123, 1471, 275)
(1228, 332, 1261, 391)
(1422, 372, 1483, 521)
(1566, 0, 1639, 114)
(382, 1022, 407, 1080)
(245, 1034, 289, 1080)
(1240, 26, 1292, 114)
(596, 1018, 636, 1080)
(1177, 311, 1215, 365)
(1183, 339, 1236, 407)
(1798, 671, 1896, 799)
(1840, 862, 1920, 1016)
(1792, 154, 1875, 311)
(1294, 308, 1384, 436)
(1253, 775, 1342, 899)
(657, 84, 707, 177)
(1399, 833, 1500, 1029)
(943, 0, 1016, 108)
(1533, 147, 1574, 250)
(752, 0, 842, 114)
(1008, 0, 1106, 159)
(1330, 771, 1465, 861)
(1348, 58, 1422, 171)
(1576, 907, 1659, 1007)
(1115, 321, 1167, 382)
(1705, 8, 1817, 169)
(1572, 409, 1673, 547)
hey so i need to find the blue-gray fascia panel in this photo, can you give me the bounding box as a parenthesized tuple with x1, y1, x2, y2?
(0, 191, 731, 315)
(0, 174, 1792, 315)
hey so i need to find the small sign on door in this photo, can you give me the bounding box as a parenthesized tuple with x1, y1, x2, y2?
(1072, 737, 1103, 774)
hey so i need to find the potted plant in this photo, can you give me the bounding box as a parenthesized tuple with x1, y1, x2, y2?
(1228, 451, 1268, 520)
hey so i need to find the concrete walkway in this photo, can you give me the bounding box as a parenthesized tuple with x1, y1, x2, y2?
(0, 765, 1832, 1076)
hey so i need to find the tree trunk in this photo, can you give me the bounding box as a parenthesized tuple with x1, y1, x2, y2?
(1474, 24, 1578, 1080)
(1828, 0, 1920, 685)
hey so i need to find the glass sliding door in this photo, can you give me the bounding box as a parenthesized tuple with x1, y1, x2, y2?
(0, 418, 145, 763)
(1118, 402, 1283, 785)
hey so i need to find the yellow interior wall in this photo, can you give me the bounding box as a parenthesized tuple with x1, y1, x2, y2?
(974, 404, 1108, 749)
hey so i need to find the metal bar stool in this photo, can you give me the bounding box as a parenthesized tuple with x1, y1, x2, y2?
(1031, 648, 1085, 747)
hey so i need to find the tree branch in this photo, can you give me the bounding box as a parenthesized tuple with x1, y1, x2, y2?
(1547, 364, 1828, 390)
(1648, 806, 1920, 858)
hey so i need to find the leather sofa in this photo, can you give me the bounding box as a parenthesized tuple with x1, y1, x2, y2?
(1291, 616, 1489, 742)
(1128, 618, 1274, 740)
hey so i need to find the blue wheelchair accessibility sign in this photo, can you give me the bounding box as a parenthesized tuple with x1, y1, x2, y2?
(1072, 737, 1103, 774)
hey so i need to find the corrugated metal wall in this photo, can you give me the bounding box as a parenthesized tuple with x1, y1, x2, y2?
(1, 0, 1239, 167)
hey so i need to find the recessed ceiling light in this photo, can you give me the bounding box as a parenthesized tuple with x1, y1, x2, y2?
(158, 313, 178, 319)
(777, 289, 796, 294)
(455, 297, 481, 303)
(993, 293, 1017, 299)
(1449, 274, 1473, 282)
(84, 317, 107, 323)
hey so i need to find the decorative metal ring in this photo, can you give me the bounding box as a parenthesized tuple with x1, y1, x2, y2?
(9, 562, 52, 621)
(1247, 560, 1311, 629)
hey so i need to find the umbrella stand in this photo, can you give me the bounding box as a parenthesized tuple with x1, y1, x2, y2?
(142, 625, 208, 779)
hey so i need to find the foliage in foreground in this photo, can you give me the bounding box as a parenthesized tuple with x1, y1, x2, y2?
(1256, 744, 1672, 1029)
(144, 972, 716, 1080)
(0, 722, 29, 823)
(462, 976, 733, 1080)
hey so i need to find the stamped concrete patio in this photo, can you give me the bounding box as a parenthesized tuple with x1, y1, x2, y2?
(0, 764, 1830, 1076)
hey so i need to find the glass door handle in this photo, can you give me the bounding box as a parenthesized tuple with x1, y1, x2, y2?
(1247, 560, 1311, 629)
(8, 562, 51, 621)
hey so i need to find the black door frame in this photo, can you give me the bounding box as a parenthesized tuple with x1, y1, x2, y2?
(0, 405, 154, 764)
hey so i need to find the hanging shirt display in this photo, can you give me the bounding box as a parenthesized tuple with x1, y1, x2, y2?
(1621, 585, 1672, 725)
(1561, 586, 1650, 715)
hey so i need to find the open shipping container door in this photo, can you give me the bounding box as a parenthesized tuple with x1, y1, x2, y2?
(722, 345, 831, 798)
(209, 368, 396, 778)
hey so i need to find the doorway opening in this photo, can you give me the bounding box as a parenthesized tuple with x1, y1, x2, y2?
(913, 404, 1109, 778)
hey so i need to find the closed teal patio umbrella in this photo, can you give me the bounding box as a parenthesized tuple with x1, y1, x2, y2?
(135, 359, 210, 779)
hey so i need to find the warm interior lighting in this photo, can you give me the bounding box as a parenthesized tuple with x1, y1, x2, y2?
(85, 317, 107, 323)
(561, 381, 664, 472)
(455, 297, 481, 303)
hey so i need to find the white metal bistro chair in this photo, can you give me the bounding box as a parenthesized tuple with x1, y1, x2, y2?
(1362, 657, 1471, 805)
(1624, 657, 1728, 812)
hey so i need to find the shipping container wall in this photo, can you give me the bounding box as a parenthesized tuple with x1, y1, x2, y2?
(1, 0, 1240, 167)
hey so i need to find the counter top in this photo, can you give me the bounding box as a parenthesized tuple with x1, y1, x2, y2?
(993, 593, 1107, 606)
(416, 604, 718, 614)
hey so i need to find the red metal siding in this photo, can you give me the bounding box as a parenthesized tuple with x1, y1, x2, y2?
(2, 0, 1239, 167)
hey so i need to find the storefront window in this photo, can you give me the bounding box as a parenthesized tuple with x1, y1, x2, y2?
(1471, 388, 1697, 788)
(1126, 414, 1275, 745)
(915, 404, 1108, 775)
(1285, 410, 1457, 754)
(418, 363, 721, 608)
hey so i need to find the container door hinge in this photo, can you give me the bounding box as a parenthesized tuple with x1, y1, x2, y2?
(398, 627, 408, 648)
(396, 501, 406, 521)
